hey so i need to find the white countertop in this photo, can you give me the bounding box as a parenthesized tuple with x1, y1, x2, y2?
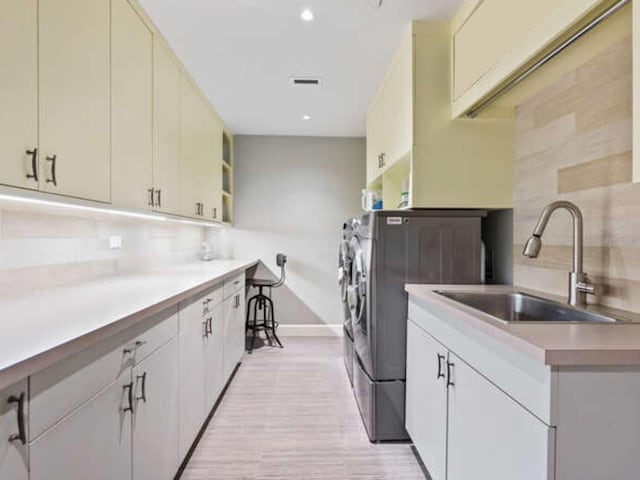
(406, 284, 640, 367)
(0, 259, 258, 390)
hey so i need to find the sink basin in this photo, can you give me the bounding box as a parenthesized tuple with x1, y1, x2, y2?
(435, 291, 623, 324)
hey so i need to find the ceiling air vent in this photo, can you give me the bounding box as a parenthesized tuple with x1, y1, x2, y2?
(290, 77, 323, 86)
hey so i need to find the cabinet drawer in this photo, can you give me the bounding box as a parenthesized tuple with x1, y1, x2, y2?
(223, 272, 244, 299)
(179, 284, 223, 329)
(125, 306, 178, 364)
(30, 307, 177, 440)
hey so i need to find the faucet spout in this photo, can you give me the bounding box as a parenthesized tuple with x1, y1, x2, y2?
(523, 201, 594, 306)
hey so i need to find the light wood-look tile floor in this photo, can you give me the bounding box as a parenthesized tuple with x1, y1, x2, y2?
(181, 337, 428, 480)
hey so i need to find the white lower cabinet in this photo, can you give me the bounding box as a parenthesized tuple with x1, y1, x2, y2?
(204, 302, 225, 411)
(178, 285, 226, 459)
(405, 321, 447, 480)
(30, 377, 132, 480)
(223, 287, 245, 381)
(132, 337, 179, 480)
(446, 353, 553, 480)
(405, 318, 554, 480)
(0, 380, 29, 480)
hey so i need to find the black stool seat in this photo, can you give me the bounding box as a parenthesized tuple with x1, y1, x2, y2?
(245, 254, 287, 353)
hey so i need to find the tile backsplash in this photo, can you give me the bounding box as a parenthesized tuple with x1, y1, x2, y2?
(513, 34, 640, 311)
(0, 199, 206, 298)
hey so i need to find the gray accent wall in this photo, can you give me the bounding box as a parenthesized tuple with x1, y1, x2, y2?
(231, 135, 365, 327)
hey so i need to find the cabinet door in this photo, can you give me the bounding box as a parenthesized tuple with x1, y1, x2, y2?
(405, 320, 447, 480)
(39, 0, 111, 202)
(203, 110, 223, 222)
(178, 302, 207, 459)
(204, 303, 225, 410)
(383, 36, 413, 167)
(366, 93, 384, 184)
(30, 378, 132, 480)
(111, 0, 153, 210)
(447, 353, 553, 480)
(0, 0, 38, 191)
(179, 76, 209, 219)
(153, 40, 181, 215)
(133, 337, 179, 480)
(0, 380, 28, 480)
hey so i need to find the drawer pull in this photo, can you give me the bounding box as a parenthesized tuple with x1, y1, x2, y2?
(123, 382, 134, 413)
(446, 361, 455, 387)
(26, 148, 38, 182)
(46, 154, 57, 186)
(202, 319, 210, 339)
(148, 188, 155, 207)
(136, 372, 147, 403)
(436, 354, 445, 380)
(155, 188, 162, 208)
(123, 340, 147, 355)
(207, 317, 213, 337)
(7, 393, 26, 445)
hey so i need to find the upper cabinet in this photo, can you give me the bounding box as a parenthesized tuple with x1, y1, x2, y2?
(153, 39, 182, 216)
(452, 0, 616, 117)
(39, 0, 111, 202)
(0, 0, 38, 192)
(366, 22, 514, 209)
(0, 0, 233, 223)
(366, 33, 413, 183)
(111, 0, 153, 210)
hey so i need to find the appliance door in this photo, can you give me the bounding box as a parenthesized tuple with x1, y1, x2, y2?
(338, 240, 354, 338)
(349, 233, 374, 376)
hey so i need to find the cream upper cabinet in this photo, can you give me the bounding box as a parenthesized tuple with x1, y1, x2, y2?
(153, 40, 182, 215)
(452, 0, 611, 117)
(365, 33, 413, 186)
(454, 0, 562, 100)
(0, 0, 38, 191)
(39, 0, 111, 202)
(111, 0, 153, 210)
(365, 22, 514, 209)
(179, 76, 209, 219)
(203, 110, 223, 222)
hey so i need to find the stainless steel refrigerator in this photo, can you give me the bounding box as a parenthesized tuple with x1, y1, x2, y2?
(346, 210, 484, 441)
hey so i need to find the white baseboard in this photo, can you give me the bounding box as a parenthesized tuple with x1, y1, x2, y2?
(277, 324, 343, 337)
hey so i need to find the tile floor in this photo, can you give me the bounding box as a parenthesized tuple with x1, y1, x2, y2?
(181, 336, 428, 480)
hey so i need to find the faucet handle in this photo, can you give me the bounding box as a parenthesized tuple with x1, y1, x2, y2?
(577, 277, 598, 296)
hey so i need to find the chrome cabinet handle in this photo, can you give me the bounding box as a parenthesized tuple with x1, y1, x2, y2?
(7, 393, 26, 445)
(436, 354, 445, 380)
(148, 188, 155, 207)
(135, 372, 147, 403)
(46, 154, 57, 186)
(446, 361, 455, 387)
(380, 152, 386, 167)
(26, 148, 38, 182)
(206, 317, 213, 337)
(123, 382, 134, 413)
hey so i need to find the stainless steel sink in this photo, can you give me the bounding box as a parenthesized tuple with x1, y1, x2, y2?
(435, 291, 625, 324)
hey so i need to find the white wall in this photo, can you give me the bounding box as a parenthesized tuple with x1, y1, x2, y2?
(229, 135, 365, 330)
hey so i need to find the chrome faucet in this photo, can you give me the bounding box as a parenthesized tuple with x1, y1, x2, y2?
(522, 201, 595, 306)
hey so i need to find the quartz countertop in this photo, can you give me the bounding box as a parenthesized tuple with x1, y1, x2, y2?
(0, 259, 258, 390)
(406, 284, 640, 367)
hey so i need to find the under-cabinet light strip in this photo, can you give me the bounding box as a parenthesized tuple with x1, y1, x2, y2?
(466, 0, 630, 118)
(0, 193, 223, 228)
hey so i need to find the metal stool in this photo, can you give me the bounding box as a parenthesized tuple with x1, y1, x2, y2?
(245, 253, 287, 353)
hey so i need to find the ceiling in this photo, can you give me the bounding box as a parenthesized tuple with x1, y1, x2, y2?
(139, 0, 464, 137)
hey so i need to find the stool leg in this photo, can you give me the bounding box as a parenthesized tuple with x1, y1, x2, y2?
(265, 296, 283, 348)
(262, 295, 272, 346)
(245, 295, 255, 353)
(249, 295, 259, 354)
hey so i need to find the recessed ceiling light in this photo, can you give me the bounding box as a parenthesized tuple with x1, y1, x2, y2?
(300, 9, 314, 22)
(303, 115, 311, 120)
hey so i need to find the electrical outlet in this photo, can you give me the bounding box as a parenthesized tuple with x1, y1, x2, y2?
(109, 236, 123, 249)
